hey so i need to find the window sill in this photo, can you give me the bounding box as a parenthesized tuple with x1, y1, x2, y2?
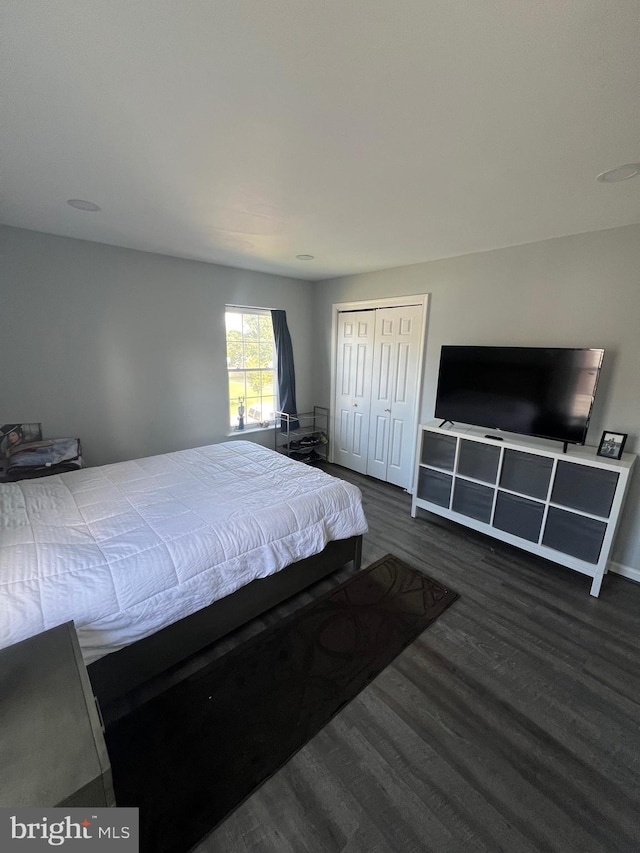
(226, 424, 275, 438)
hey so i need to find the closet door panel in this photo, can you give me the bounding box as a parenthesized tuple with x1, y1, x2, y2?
(370, 415, 388, 465)
(368, 305, 423, 488)
(334, 311, 374, 474)
(366, 310, 395, 481)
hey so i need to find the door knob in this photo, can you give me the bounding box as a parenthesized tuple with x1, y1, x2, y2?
(384, 408, 391, 412)
(353, 403, 358, 407)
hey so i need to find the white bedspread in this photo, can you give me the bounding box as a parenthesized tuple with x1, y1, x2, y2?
(0, 441, 368, 663)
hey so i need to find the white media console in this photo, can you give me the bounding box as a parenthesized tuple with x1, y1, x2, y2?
(411, 421, 635, 596)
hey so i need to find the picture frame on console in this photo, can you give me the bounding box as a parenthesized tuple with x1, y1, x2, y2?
(597, 430, 627, 460)
(0, 422, 42, 457)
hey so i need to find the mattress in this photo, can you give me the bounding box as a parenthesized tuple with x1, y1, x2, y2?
(0, 441, 368, 663)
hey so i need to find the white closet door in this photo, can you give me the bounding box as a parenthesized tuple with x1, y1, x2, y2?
(367, 305, 423, 488)
(333, 311, 375, 474)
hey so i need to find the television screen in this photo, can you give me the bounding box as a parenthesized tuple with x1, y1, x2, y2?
(434, 346, 604, 445)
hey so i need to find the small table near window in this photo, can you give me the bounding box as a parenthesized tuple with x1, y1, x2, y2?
(0, 622, 115, 807)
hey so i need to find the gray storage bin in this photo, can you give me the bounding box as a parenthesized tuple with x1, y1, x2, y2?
(421, 432, 456, 470)
(458, 440, 500, 484)
(452, 479, 494, 523)
(542, 507, 606, 564)
(493, 492, 544, 543)
(500, 449, 553, 499)
(551, 461, 619, 518)
(417, 468, 452, 508)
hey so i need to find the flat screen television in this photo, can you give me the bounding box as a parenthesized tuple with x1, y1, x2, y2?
(434, 346, 604, 446)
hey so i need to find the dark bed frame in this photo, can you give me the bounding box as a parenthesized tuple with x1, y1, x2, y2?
(87, 534, 362, 709)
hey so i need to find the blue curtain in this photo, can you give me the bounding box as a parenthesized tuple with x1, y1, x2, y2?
(271, 310, 299, 430)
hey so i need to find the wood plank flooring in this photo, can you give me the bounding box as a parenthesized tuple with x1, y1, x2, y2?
(171, 465, 640, 852)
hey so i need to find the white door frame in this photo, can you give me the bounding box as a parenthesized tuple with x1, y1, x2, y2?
(329, 293, 430, 493)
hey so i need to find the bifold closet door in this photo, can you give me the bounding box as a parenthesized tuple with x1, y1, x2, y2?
(366, 305, 423, 489)
(333, 311, 375, 474)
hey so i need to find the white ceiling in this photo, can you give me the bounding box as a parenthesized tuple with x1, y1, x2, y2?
(2, 1, 639, 281)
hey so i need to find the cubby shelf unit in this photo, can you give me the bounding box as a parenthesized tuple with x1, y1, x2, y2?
(411, 421, 635, 597)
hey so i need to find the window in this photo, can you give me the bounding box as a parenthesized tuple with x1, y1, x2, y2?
(225, 307, 277, 429)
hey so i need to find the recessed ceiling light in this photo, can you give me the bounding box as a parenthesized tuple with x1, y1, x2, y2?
(67, 199, 101, 211)
(295, 254, 314, 260)
(596, 163, 640, 183)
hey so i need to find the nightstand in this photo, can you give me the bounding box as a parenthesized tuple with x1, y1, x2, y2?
(0, 622, 115, 807)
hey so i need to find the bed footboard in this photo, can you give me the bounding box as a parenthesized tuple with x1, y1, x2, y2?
(88, 535, 362, 709)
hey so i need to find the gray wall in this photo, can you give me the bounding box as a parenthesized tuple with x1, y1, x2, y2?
(312, 225, 640, 572)
(0, 225, 313, 465)
(3, 223, 639, 572)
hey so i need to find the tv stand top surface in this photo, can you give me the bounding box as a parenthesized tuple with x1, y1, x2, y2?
(422, 420, 634, 469)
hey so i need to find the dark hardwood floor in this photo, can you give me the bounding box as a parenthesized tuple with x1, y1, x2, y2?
(175, 464, 640, 852)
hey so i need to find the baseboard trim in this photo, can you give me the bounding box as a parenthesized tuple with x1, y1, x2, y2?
(609, 561, 640, 585)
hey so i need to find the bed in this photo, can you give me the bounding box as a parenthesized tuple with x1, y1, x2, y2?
(0, 440, 367, 706)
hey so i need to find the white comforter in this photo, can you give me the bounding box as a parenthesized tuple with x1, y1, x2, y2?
(0, 441, 368, 663)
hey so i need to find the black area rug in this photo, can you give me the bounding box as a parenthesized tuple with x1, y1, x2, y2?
(106, 554, 458, 853)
